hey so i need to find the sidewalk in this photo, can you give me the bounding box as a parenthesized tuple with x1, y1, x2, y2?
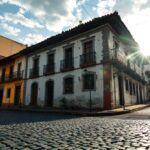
(1, 103, 150, 116)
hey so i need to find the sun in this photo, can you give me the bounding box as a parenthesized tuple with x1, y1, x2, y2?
(138, 40, 150, 56)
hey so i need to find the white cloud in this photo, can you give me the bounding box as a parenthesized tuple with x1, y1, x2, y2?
(96, 0, 150, 55)
(97, 0, 116, 16)
(4, 12, 43, 28)
(0, 23, 20, 36)
(0, 0, 79, 32)
(20, 33, 48, 45)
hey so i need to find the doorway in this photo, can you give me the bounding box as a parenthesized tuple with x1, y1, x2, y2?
(14, 85, 21, 106)
(0, 89, 3, 106)
(118, 75, 124, 106)
(45, 80, 54, 107)
(136, 84, 139, 104)
(139, 85, 143, 103)
(31, 83, 38, 106)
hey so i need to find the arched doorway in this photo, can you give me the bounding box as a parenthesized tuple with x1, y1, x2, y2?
(31, 82, 38, 106)
(45, 80, 54, 107)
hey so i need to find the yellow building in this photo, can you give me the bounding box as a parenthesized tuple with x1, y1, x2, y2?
(0, 48, 26, 107)
(0, 35, 27, 58)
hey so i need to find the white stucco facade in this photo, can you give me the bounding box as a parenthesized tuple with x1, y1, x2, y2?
(25, 28, 104, 109)
(108, 30, 146, 108)
(24, 24, 147, 110)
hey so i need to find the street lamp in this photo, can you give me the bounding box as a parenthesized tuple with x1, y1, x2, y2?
(84, 69, 92, 112)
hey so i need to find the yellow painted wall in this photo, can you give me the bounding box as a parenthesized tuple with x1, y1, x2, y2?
(0, 55, 26, 107)
(0, 36, 26, 57)
(2, 81, 24, 106)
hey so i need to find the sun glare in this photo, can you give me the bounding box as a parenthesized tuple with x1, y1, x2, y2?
(139, 40, 150, 56)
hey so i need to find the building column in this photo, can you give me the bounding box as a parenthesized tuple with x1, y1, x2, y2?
(103, 63, 112, 110)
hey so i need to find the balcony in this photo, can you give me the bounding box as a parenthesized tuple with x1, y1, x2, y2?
(109, 49, 127, 65)
(145, 71, 150, 78)
(2, 74, 13, 82)
(80, 52, 96, 67)
(43, 64, 55, 75)
(13, 71, 24, 80)
(0, 71, 24, 83)
(60, 59, 74, 72)
(29, 68, 39, 78)
(109, 49, 145, 83)
(0, 76, 5, 83)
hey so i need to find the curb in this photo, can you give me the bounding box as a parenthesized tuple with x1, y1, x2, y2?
(0, 105, 150, 116)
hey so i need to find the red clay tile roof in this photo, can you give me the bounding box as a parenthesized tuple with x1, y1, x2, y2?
(0, 11, 138, 63)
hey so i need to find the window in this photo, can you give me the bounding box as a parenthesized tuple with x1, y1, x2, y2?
(133, 83, 136, 95)
(47, 53, 55, 72)
(9, 65, 14, 79)
(17, 63, 22, 73)
(83, 73, 95, 90)
(80, 40, 96, 66)
(1, 68, 5, 81)
(33, 57, 39, 75)
(125, 79, 129, 91)
(64, 77, 73, 94)
(7, 88, 11, 98)
(47, 53, 54, 65)
(17, 63, 22, 77)
(83, 40, 93, 54)
(64, 47, 73, 68)
(129, 80, 132, 95)
(114, 41, 119, 50)
(33, 58, 39, 69)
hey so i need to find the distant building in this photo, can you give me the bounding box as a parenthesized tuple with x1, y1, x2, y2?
(0, 52, 26, 107)
(0, 35, 27, 58)
(0, 37, 26, 107)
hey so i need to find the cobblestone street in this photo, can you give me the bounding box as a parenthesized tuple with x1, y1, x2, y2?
(1, 109, 150, 149)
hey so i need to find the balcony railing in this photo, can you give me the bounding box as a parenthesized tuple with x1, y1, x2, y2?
(110, 49, 127, 65)
(29, 67, 39, 78)
(60, 59, 74, 72)
(109, 49, 145, 83)
(80, 52, 96, 67)
(13, 71, 24, 80)
(1, 74, 13, 82)
(43, 64, 55, 75)
(0, 71, 24, 83)
(0, 76, 5, 83)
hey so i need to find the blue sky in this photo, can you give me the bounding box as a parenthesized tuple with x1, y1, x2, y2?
(0, 0, 150, 55)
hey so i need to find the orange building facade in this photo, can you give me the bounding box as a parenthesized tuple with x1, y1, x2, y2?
(0, 35, 26, 58)
(0, 54, 26, 107)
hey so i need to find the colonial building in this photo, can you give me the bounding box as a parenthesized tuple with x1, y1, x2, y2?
(24, 12, 147, 110)
(0, 35, 26, 58)
(0, 51, 26, 107)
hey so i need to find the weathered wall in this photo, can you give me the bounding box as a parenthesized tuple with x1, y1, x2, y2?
(25, 28, 104, 109)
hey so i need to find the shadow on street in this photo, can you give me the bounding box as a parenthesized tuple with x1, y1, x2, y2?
(0, 110, 79, 125)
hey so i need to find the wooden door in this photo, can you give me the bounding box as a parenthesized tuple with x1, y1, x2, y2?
(31, 83, 38, 106)
(45, 80, 54, 107)
(14, 85, 21, 106)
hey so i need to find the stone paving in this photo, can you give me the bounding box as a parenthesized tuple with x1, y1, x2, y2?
(1, 116, 150, 149)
